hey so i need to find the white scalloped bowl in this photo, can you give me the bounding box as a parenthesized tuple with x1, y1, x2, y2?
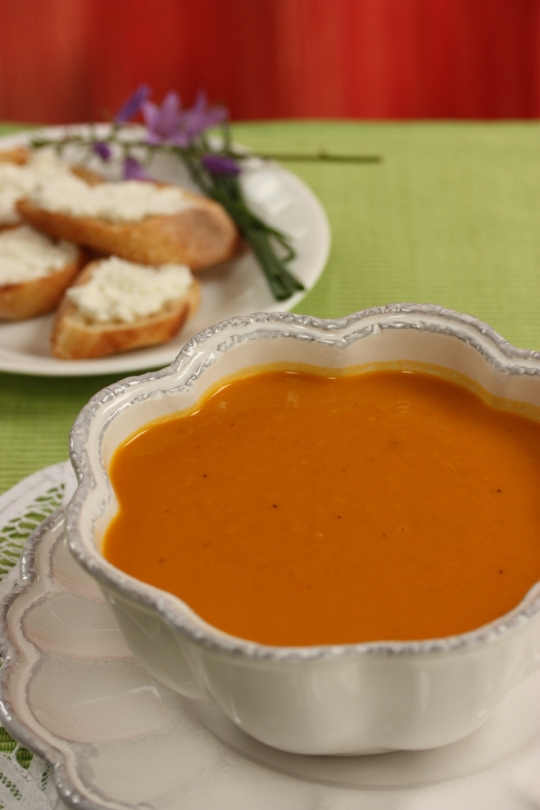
(66, 305, 540, 755)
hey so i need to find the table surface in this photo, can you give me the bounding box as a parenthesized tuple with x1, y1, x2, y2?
(2, 119, 540, 495)
(2, 118, 540, 810)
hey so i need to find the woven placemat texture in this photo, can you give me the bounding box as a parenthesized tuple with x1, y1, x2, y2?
(2, 120, 540, 494)
(237, 121, 540, 345)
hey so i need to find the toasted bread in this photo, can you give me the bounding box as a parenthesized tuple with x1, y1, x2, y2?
(17, 184, 240, 271)
(0, 225, 87, 320)
(0, 146, 29, 165)
(51, 259, 201, 359)
(69, 165, 105, 186)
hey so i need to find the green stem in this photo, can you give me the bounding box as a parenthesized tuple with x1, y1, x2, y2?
(239, 152, 382, 164)
(207, 176, 303, 299)
(244, 229, 304, 300)
(29, 132, 306, 301)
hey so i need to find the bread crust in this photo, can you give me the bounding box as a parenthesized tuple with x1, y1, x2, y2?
(17, 187, 240, 271)
(69, 165, 105, 186)
(0, 247, 87, 320)
(51, 261, 201, 360)
(0, 146, 30, 165)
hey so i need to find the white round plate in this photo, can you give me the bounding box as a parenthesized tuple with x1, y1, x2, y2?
(0, 127, 331, 377)
(0, 464, 540, 810)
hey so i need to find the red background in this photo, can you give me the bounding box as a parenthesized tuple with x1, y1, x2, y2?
(0, 0, 539, 123)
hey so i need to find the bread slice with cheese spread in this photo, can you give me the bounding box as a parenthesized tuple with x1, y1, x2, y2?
(51, 257, 201, 359)
(0, 224, 87, 320)
(0, 147, 104, 235)
(17, 177, 240, 271)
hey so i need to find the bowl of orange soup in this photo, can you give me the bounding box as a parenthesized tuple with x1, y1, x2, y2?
(67, 304, 540, 755)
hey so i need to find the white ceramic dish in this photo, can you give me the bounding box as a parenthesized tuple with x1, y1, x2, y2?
(66, 304, 540, 756)
(0, 466, 539, 810)
(0, 126, 330, 377)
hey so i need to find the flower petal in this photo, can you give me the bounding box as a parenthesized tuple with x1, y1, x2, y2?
(161, 91, 181, 119)
(93, 141, 112, 161)
(202, 153, 240, 176)
(142, 101, 161, 135)
(157, 93, 184, 137)
(182, 92, 228, 140)
(115, 84, 150, 124)
(168, 130, 191, 148)
(123, 156, 150, 180)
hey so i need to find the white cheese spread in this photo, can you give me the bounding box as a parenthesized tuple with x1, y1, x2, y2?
(67, 257, 193, 323)
(30, 176, 194, 223)
(0, 148, 73, 225)
(0, 225, 78, 284)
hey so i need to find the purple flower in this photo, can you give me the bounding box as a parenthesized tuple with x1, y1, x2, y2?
(142, 91, 189, 146)
(93, 141, 112, 161)
(115, 84, 150, 124)
(122, 156, 150, 181)
(182, 91, 228, 140)
(202, 153, 240, 176)
(141, 90, 228, 147)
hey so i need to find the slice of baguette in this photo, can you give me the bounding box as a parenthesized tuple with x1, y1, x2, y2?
(51, 260, 201, 360)
(0, 146, 29, 165)
(0, 228, 87, 320)
(17, 186, 240, 271)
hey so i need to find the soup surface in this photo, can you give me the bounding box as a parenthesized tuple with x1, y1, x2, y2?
(103, 365, 540, 645)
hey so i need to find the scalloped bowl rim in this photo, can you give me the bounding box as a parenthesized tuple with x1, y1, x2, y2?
(66, 303, 540, 662)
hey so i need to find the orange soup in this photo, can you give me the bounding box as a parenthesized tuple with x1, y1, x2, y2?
(102, 365, 540, 646)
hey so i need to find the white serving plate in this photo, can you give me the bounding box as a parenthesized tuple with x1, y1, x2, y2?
(0, 127, 330, 376)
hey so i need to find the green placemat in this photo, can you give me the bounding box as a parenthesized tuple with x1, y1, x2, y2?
(2, 120, 540, 494)
(0, 372, 123, 492)
(234, 121, 540, 349)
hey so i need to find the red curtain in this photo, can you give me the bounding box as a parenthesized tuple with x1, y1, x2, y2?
(0, 0, 539, 123)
